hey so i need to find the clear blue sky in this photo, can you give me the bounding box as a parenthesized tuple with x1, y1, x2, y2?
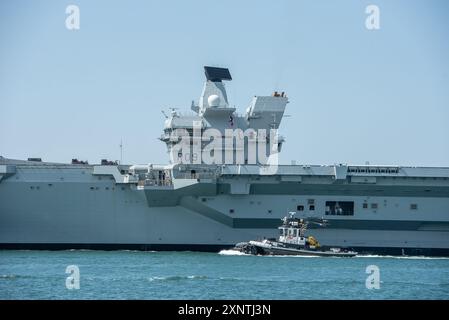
(1, 0, 448, 166)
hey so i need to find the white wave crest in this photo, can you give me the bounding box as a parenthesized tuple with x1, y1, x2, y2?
(218, 249, 249, 256)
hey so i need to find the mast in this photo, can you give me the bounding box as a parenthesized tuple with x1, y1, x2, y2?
(120, 139, 123, 164)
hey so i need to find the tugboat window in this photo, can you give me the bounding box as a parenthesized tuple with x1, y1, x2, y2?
(325, 201, 354, 216)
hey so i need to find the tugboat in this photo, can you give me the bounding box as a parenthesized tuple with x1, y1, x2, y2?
(233, 212, 358, 257)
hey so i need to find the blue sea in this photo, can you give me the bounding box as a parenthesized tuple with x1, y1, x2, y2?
(1, 250, 448, 300)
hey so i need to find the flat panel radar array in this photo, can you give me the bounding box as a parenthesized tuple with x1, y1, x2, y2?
(204, 66, 232, 82)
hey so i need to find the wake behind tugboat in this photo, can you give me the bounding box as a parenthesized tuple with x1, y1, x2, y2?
(232, 213, 358, 257)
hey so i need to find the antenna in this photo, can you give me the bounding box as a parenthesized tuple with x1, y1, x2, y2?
(161, 110, 168, 119)
(169, 107, 179, 117)
(119, 139, 123, 164)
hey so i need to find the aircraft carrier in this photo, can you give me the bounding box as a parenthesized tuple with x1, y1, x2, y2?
(1, 66, 448, 255)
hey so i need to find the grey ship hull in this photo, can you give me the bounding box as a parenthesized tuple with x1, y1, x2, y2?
(1, 159, 449, 256)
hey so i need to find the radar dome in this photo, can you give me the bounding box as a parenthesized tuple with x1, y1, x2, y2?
(207, 95, 220, 107)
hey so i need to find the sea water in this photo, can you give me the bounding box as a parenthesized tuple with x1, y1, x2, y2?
(1, 250, 448, 299)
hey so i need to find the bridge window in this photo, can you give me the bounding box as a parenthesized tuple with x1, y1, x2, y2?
(371, 203, 378, 209)
(297, 205, 304, 211)
(309, 205, 315, 211)
(325, 201, 354, 216)
(363, 203, 368, 209)
(410, 204, 418, 210)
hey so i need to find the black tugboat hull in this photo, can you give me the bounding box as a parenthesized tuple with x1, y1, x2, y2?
(235, 241, 358, 257)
